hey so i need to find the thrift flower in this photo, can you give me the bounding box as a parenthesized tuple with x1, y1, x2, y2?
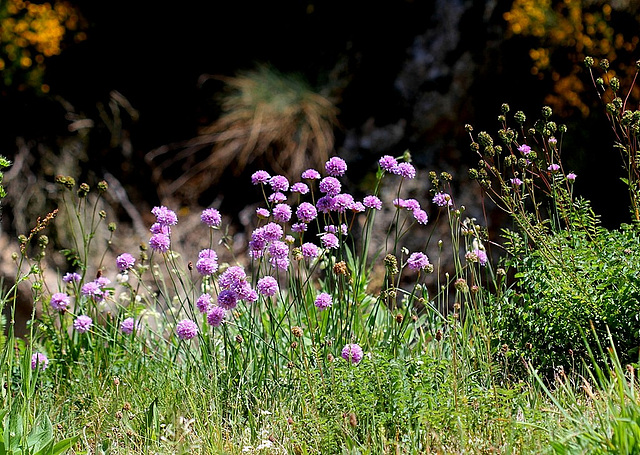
(548, 163, 560, 172)
(257, 276, 278, 297)
(314, 292, 333, 310)
(432, 192, 452, 207)
(150, 222, 171, 235)
(218, 266, 247, 289)
(325, 157, 347, 176)
(262, 222, 284, 241)
(407, 252, 430, 271)
(330, 193, 355, 212)
(256, 208, 270, 219)
(290, 182, 309, 194)
(116, 253, 136, 272)
(196, 294, 212, 313)
(393, 162, 416, 179)
(50, 292, 70, 311)
(319, 177, 341, 196)
(567, 172, 577, 182)
(272, 203, 292, 223)
(176, 319, 198, 340)
(81, 282, 103, 300)
(268, 240, 289, 259)
(251, 170, 271, 184)
(379, 155, 398, 172)
(475, 248, 488, 266)
(207, 306, 225, 327)
(363, 195, 382, 210)
(301, 169, 321, 180)
(413, 209, 428, 224)
(149, 233, 171, 253)
(31, 353, 48, 371)
(321, 233, 339, 249)
(201, 208, 222, 227)
(292, 222, 307, 232)
(341, 343, 364, 364)
(62, 272, 81, 283)
(352, 201, 365, 212)
(518, 144, 532, 155)
(120, 317, 137, 335)
(151, 206, 178, 226)
(510, 178, 523, 186)
(74, 315, 93, 333)
(301, 242, 320, 258)
(217, 289, 238, 310)
(316, 195, 334, 213)
(269, 175, 290, 192)
(268, 192, 287, 204)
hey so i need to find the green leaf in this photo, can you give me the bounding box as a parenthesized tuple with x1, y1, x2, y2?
(47, 435, 79, 455)
(27, 414, 53, 453)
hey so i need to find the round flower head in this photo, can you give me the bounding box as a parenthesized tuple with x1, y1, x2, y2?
(207, 306, 225, 327)
(403, 198, 421, 211)
(256, 208, 270, 219)
(151, 206, 178, 226)
(301, 242, 320, 259)
(196, 293, 212, 313)
(510, 178, 523, 187)
(272, 203, 292, 223)
(432, 192, 452, 208)
(379, 155, 398, 172)
(81, 282, 103, 301)
(296, 202, 317, 223)
(218, 266, 247, 289)
(341, 343, 364, 364)
(217, 289, 238, 310)
(269, 175, 290, 192)
(149, 233, 171, 253)
(74, 315, 93, 333)
(269, 240, 289, 259)
(393, 162, 416, 179)
(116, 253, 136, 272)
(301, 168, 321, 180)
(321, 233, 339, 249)
(120, 317, 137, 335)
(314, 292, 333, 310)
(325, 157, 347, 176)
(290, 182, 309, 194)
(567, 172, 577, 182)
(62, 272, 81, 283)
(268, 192, 287, 204)
(31, 353, 48, 371)
(150, 222, 171, 235)
(251, 170, 271, 185)
(291, 222, 307, 233)
(201, 208, 222, 227)
(319, 177, 341, 196)
(176, 319, 198, 340)
(363, 195, 382, 210)
(262, 222, 284, 241)
(407, 252, 430, 271)
(413, 209, 428, 225)
(330, 193, 355, 212)
(475, 248, 488, 266)
(270, 256, 290, 270)
(257, 276, 278, 297)
(352, 202, 365, 212)
(316, 195, 334, 213)
(548, 163, 560, 172)
(196, 249, 219, 275)
(50, 292, 70, 311)
(518, 144, 532, 155)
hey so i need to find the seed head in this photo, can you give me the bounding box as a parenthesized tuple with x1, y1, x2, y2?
(599, 58, 609, 71)
(333, 261, 348, 276)
(78, 183, 90, 197)
(291, 326, 303, 337)
(584, 56, 594, 68)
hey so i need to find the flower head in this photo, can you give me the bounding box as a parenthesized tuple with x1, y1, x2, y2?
(321, 233, 339, 249)
(151, 206, 178, 226)
(290, 182, 309, 194)
(176, 319, 198, 340)
(31, 353, 48, 371)
(256, 208, 270, 219)
(379, 155, 398, 172)
(567, 172, 577, 182)
(301, 242, 320, 259)
(149, 233, 171, 253)
(116, 253, 136, 272)
(413, 209, 428, 224)
(518, 144, 532, 155)
(268, 192, 287, 204)
(74, 315, 93, 333)
(314, 292, 333, 310)
(301, 169, 321, 180)
(291, 222, 307, 233)
(330, 193, 355, 212)
(150, 222, 171, 235)
(341, 343, 364, 364)
(393, 162, 416, 179)
(272, 203, 292, 223)
(510, 177, 523, 187)
(62, 272, 81, 283)
(319, 177, 341, 196)
(201, 208, 222, 227)
(251, 170, 271, 185)
(362, 195, 382, 210)
(257, 276, 278, 297)
(50, 292, 70, 311)
(407, 252, 430, 271)
(269, 175, 290, 192)
(217, 289, 238, 310)
(120, 317, 138, 335)
(196, 293, 212, 313)
(432, 192, 453, 207)
(296, 202, 317, 223)
(81, 282, 103, 301)
(207, 306, 225, 327)
(325, 157, 347, 176)
(548, 163, 560, 172)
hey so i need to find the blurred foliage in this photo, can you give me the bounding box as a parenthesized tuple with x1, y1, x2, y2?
(0, 0, 86, 92)
(504, 0, 640, 117)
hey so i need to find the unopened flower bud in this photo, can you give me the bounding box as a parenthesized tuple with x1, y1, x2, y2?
(599, 58, 609, 71)
(97, 180, 109, 192)
(78, 183, 90, 197)
(584, 56, 594, 68)
(108, 222, 117, 232)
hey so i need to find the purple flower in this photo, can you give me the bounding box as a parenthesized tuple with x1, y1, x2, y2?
(324, 224, 347, 235)
(272, 203, 292, 223)
(475, 248, 488, 266)
(74, 315, 93, 333)
(403, 198, 421, 211)
(352, 202, 365, 212)
(316, 195, 334, 213)
(81, 282, 103, 300)
(301, 169, 321, 180)
(251, 170, 271, 185)
(285, 234, 295, 244)
(269, 240, 289, 259)
(548, 163, 560, 172)
(432, 192, 453, 207)
(257, 276, 278, 297)
(50, 292, 70, 311)
(567, 172, 577, 182)
(325, 157, 347, 176)
(301, 242, 320, 258)
(292, 222, 307, 233)
(120, 317, 137, 335)
(330, 193, 355, 212)
(379, 155, 398, 172)
(321, 233, 339, 249)
(270, 256, 290, 270)
(296, 202, 317, 223)
(518, 144, 532, 155)
(341, 343, 364, 364)
(150, 222, 171, 235)
(363, 195, 382, 210)
(291, 182, 310, 194)
(218, 266, 246, 289)
(176, 319, 198, 340)
(549, 136, 558, 145)
(196, 258, 218, 276)
(151, 206, 178, 226)
(268, 192, 287, 204)
(413, 209, 428, 225)
(314, 292, 333, 310)
(233, 281, 255, 300)
(393, 198, 407, 208)
(201, 208, 222, 227)
(407, 252, 430, 271)
(62, 272, 81, 283)
(256, 208, 270, 219)
(207, 306, 225, 327)
(196, 294, 212, 313)
(217, 289, 238, 310)
(393, 162, 416, 179)
(31, 353, 48, 371)
(96, 277, 111, 288)
(269, 175, 290, 192)
(262, 222, 284, 241)
(510, 178, 523, 187)
(116, 253, 136, 272)
(319, 177, 341, 196)
(149, 233, 171, 253)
